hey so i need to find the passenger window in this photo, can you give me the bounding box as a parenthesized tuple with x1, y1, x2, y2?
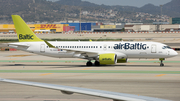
(100, 46, 102, 48)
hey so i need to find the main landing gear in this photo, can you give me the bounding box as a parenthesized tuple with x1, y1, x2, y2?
(94, 61, 100, 66)
(159, 58, 165, 67)
(86, 61, 93, 66)
(86, 61, 100, 66)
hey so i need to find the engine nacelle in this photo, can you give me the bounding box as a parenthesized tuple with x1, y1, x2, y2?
(99, 53, 117, 65)
(117, 58, 128, 63)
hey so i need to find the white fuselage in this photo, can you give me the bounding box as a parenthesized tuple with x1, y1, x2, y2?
(9, 41, 178, 60)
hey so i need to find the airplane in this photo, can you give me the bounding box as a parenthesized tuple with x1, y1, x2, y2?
(0, 78, 171, 101)
(4, 15, 178, 66)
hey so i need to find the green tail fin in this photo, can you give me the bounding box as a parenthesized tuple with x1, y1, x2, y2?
(12, 15, 43, 42)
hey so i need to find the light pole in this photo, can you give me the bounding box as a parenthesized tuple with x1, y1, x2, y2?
(160, 5, 163, 31)
(80, 8, 81, 35)
(160, 5, 163, 20)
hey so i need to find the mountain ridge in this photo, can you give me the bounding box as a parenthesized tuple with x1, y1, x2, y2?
(56, 0, 180, 17)
(0, 0, 179, 23)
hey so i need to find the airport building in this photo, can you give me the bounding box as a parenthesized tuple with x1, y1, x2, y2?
(0, 23, 179, 33)
(169, 17, 180, 24)
(92, 25, 124, 32)
(0, 22, 96, 33)
(61, 22, 96, 32)
(125, 24, 180, 32)
(0, 24, 66, 33)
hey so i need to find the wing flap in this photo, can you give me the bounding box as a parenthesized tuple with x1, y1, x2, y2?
(0, 78, 170, 101)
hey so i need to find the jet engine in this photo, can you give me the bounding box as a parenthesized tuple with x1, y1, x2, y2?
(117, 58, 128, 63)
(99, 53, 117, 65)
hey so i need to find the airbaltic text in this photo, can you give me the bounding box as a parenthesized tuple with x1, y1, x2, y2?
(114, 43, 147, 50)
(19, 34, 33, 40)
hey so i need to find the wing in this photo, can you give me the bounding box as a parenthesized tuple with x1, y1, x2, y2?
(45, 40, 98, 58)
(0, 78, 170, 101)
(45, 41, 126, 59)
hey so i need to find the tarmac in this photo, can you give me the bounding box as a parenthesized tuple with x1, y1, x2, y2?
(0, 32, 180, 101)
(0, 51, 180, 101)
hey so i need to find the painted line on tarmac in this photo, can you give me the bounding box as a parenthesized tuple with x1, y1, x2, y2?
(40, 73, 53, 76)
(81, 68, 91, 70)
(156, 74, 166, 77)
(7, 55, 32, 57)
(0, 70, 180, 74)
(0, 60, 180, 63)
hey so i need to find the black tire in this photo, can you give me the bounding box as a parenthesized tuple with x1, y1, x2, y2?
(160, 63, 164, 67)
(86, 62, 92, 66)
(94, 61, 100, 66)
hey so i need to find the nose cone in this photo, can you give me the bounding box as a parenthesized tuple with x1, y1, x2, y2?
(171, 50, 178, 57)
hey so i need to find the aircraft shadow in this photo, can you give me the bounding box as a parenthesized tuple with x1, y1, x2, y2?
(0, 64, 88, 68)
(0, 64, 171, 68)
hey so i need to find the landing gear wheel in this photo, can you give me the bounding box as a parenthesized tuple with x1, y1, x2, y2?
(160, 60, 164, 67)
(94, 61, 100, 66)
(86, 61, 93, 66)
(160, 63, 164, 67)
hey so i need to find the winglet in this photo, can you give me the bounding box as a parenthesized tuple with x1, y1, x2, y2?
(12, 15, 43, 42)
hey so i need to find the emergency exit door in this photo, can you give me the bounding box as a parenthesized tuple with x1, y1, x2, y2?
(151, 45, 156, 53)
(40, 44, 45, 53)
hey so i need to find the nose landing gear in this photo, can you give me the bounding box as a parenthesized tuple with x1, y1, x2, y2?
(159, 58, 165, 67)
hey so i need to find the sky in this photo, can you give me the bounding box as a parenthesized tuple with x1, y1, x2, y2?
(82, 0, 172, 7)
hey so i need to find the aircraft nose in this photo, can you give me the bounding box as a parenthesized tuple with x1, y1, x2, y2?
(171, 50, 178, 56)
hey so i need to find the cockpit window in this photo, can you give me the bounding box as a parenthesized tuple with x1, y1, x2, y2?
(167, 46, 171, 49)
(162, 46, 172, 49)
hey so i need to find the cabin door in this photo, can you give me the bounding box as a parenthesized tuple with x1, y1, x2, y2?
(40, 44, 45, 53)
(151, 45, 156, 53)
